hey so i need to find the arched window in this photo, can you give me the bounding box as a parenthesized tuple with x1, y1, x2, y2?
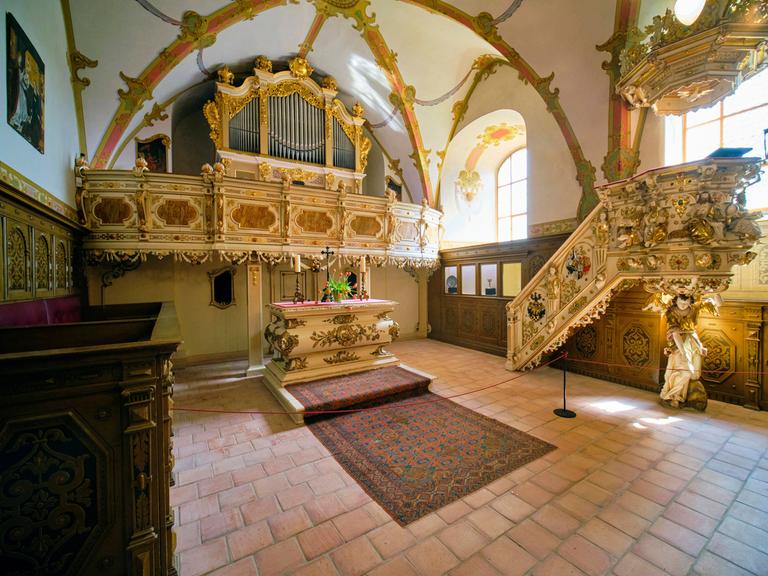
(666, 67, 768, 210)
(497, 148, 527, 241)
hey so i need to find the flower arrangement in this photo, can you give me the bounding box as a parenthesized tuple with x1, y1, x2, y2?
(324, 272, 353, 302)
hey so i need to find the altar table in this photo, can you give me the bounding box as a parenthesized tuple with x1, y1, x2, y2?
(263, 299, 400, 420)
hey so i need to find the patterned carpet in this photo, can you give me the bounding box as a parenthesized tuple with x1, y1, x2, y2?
(288, 366, 431, 414)
(291, 368, 556, 525)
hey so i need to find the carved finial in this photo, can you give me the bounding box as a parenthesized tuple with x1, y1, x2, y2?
(254, 55, 272, 73)
(133, 155, 149, 177)
(352, 102, 364, 118)
(288, 56, 313, 79)
(322, 76, 337, 91)
(217, 65, 234, 85)
(74, 153, 90, 177)
(201, 163, 214, 175)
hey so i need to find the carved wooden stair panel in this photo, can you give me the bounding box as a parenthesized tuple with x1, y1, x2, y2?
(507, 157, 763, 371)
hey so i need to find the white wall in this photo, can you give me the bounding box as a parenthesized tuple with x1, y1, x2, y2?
(458, 66, 581, 227)
(87, 259, 248, 360)
(369, 266, 419, 337)
(0, 2, 79, 205)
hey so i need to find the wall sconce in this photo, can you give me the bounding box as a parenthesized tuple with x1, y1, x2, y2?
(455, 169, 482, 205)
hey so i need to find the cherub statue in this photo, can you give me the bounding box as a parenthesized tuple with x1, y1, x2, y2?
(645, 292, 721, 410)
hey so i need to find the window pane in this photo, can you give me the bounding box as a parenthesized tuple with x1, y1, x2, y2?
(502, 263, 522, 297)
(444, 266, 457, 294)
(498, 217, 511, 242)
(723, 69, 768, 115)
(665, 115, 684, 166)
(722, 106, 768, 155)
(745, 167, 768, 211)
(686, 104, 720, 127)
(498, 184, 511, 217)
(511, 180, 527, 214)
(498, 157, 511, 186)
(685, 121, 720, 160)
(480, 264, 497, 295)
(511, 214, 527, 240)
(511, 148, 527, 178)
(461, 265, 476, 295)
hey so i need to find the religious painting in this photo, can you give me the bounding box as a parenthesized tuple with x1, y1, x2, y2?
(6, 13, 44, 153)
(136, 134, 170, 173)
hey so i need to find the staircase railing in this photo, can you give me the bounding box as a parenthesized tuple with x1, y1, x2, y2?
(506, 157, 763, 371)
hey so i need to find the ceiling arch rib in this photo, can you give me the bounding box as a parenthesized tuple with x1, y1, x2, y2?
(298, 12, 328, 57)
(89, 0, 292, 168)
(400, 0, 599, 219)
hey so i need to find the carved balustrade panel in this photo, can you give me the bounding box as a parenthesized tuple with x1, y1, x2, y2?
(78, 170, 441, 270)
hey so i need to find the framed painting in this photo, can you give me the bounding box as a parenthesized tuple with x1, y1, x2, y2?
(136, 134, 170, 173)
(6, 13, 44, 153)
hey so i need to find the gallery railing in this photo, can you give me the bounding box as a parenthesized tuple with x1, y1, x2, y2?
(75, 162, 441, 269)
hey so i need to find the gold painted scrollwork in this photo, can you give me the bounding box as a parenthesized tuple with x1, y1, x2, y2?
(324, 350, 360, 364)
(203, 95, 222, 148)
(266, 82, 325, 109)
(360, 136, 372, 172)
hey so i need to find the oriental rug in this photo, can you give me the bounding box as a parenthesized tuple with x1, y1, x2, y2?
(290, 368, 556, 525)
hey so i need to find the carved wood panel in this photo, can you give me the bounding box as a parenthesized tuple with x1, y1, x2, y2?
(561, 288, 765, 408)
(428, 234, 568, 357)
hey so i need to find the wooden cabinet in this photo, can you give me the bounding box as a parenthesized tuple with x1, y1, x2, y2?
(0, 303, 180, 575)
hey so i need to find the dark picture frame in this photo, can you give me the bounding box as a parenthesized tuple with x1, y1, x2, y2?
(136, 134, 170, 173)
(6, 13, 44, 153)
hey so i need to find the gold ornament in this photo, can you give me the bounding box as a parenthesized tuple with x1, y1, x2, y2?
(254, 55, 272, 72)
(289, 56, 314, 79)
(322, 76, 338, 91)
(217, 65, 234, 85)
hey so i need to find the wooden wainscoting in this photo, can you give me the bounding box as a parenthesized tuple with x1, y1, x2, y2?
(428, 235, 568, 356)
(559, 287, 767, 410)
(1, 183, 83, 304)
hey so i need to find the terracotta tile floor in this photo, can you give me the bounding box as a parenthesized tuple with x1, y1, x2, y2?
(171, 339, 768, 576)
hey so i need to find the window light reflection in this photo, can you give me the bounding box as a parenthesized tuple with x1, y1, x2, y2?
(591, 401, 634, 413)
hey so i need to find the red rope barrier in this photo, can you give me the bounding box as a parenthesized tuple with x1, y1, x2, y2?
(174, 353, 567, 417)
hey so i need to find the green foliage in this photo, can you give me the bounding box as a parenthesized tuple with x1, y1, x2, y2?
(325, 272, 352, 299)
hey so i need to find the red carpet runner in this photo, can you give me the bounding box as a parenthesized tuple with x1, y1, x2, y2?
(290, 367, 556, 525)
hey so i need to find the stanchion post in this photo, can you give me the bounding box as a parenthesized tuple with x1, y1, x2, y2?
(554, 352, 576, 418)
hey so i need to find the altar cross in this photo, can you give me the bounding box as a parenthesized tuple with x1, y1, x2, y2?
(321, 246, 335, 282)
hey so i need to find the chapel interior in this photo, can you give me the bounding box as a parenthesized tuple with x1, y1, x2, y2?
(2, 1, 768, 575)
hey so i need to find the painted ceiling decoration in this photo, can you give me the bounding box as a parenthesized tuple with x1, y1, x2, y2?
(76, 0, 595, 216)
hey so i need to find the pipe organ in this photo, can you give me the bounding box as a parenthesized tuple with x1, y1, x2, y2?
(205, 56, 369, 192)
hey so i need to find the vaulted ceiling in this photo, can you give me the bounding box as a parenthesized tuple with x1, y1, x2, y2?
(68, 0, 618, 206)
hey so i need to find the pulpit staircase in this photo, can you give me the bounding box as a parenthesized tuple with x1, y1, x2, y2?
(506, 157, 764, 371)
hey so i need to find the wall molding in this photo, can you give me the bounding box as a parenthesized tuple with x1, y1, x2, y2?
(527, 217, 578, 238)
(0, 161, 80, 226)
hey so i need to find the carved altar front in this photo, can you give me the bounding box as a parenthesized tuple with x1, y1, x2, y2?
(263, 299, 399, 420)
